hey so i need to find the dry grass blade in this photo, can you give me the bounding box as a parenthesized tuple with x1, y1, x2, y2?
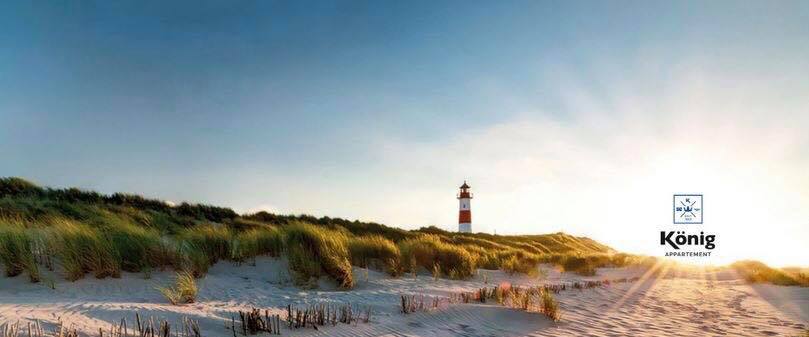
(156, 271, 197, 305)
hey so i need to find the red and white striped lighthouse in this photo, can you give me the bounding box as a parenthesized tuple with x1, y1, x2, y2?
(457, 181, 472, 233)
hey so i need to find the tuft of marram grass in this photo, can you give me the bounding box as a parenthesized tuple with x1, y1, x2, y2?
(496, 249, 541, 276)
(231, 227, 284, 262)
(399, 234, 475, 279)
(286, 243, 321, 288)
(177, 241, 210, 278)
(0, 221, 40, 282)
(47, 218, 121, 280)
(347, 235, 401, 276)
(559, 255, 596, 276)
(540, 289, 560, 321)
(107, 222, 168, 272)
(284, 222, 353, 289)
(179, 225, 232, 264)
(157, 271, 198, 305)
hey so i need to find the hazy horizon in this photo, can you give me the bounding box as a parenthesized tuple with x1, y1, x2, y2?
(2, 1, 808, 267)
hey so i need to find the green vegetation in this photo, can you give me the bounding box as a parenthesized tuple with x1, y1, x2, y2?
(245, 211, 414, 241)
(0, 222, 39, 282)
(285, 222, 353, 288)
(399, 235, 475, 279)
(157, 271, 198, 305)
(179, 225, 232, 264)
(560, 255, 596, 276)
(50, 219, 121, 280)
(231, 227, 284, 262)
(347, 235, 401, 276)
(500, 251, 541, 276)
(178, 241, 211, 278)
(108, 221, 171, 272)
(539, 289, 560, 321)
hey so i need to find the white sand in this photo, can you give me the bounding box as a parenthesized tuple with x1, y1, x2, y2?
(0, 259, 806, 336)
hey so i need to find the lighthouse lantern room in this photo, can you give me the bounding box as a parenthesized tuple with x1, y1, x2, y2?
(457, 181, 472, 233)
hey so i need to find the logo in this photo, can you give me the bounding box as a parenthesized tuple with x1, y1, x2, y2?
(673, 194, 702, 224)
(661, 194, 716, 258)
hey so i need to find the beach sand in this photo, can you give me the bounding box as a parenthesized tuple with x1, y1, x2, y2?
(1, 258, 806, 336)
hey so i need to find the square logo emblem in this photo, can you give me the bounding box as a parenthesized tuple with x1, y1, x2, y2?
(673, 194, 702, 224)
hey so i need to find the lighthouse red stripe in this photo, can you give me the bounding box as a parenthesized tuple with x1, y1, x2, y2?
(459, 210, 471, 223)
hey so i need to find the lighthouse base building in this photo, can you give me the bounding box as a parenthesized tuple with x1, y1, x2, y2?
(457, 181, 472, 233)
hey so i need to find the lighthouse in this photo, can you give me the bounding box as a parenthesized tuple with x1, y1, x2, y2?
(457, 181, 472, 233)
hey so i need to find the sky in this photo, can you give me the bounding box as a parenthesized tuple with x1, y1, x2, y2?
(1, 1, 808, 267)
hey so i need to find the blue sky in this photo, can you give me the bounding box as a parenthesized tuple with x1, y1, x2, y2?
(2, 1, 808, 266)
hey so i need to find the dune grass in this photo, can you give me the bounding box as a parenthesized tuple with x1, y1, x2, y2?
(108, 223, 171, 272)
(449, 235, 510, 251)
(285, 222, 353, 289)
(231, 226, 284, 262)
(501, 252, 541, 276)
(540, 289, 560, 321)
(347, 235, 401, 276)
(399, 235, 475, 279)
(473, 251, 500, 270)
(0, 216, 175, 281)
(46, 218, 122, 280)
(0, 223, 40, 282)
(0, 214, 282, 282)
(560, 255, 596, 276)
(179, 225, 232, 264)
(157, 271, 198, 305)
(732, 260, 809, 287)
(177, 242, 210, 278)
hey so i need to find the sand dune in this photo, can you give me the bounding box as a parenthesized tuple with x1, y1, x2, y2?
(1, 258, 806, 336)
